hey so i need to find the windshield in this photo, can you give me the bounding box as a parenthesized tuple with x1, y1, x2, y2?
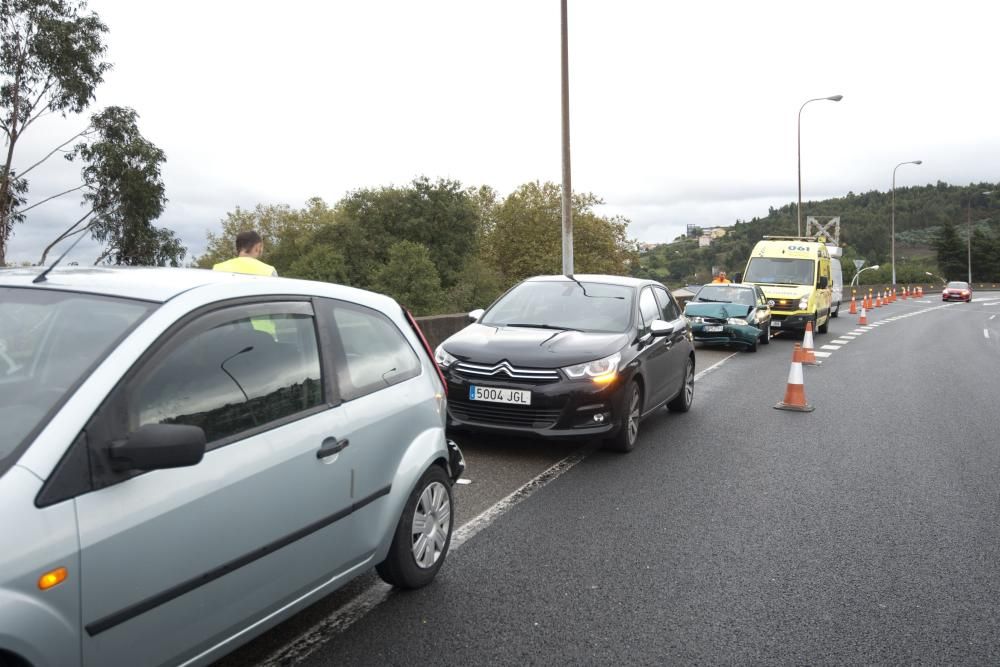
(946, 281, 968, 289)
(482, 280, 634, 333)
(744, 257, 816, 286)
(694, 285, 755, 305)
(0, 287, 154, 477)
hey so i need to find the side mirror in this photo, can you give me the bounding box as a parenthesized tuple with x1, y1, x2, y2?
(650, 319, 673, 337)
(110, 423, 206, 472)
(733, 272, 743, 283)
(468, 308, 485, 322)
(818, 276, 829, 289)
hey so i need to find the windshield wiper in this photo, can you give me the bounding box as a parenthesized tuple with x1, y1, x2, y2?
(504, 323, 582, 332)
(696, 298, 722, 302)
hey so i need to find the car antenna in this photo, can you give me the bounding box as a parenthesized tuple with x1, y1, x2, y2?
(33, 229, 90, 284)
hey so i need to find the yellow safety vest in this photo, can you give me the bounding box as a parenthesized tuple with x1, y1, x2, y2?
(212, 257, 279, 337)
(212, 256, 277, 276)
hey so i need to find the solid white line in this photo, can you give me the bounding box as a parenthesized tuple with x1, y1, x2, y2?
(821, 344, 841, 350)
(813, 351, 833, 358)
(693, 352, 738, 382)
(260, 445, 595, 666)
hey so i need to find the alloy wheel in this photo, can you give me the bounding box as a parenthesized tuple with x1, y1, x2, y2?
(627, 386, 640, 444)
(411, 481, 451, 569)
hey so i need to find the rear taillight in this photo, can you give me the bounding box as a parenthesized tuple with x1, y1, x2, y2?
(403, 308, 447, 396)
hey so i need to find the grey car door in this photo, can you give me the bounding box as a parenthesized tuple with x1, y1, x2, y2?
(315, 299, 436, 556)
(76, 301, 364, 667)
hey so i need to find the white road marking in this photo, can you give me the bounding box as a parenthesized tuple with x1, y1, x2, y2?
(850, 329, 866, 334)
(832, 339, 851, 345)
(840, 334, 858, 339)
(813, 351, 833, 358)
(259, 445, 596, 666)
(990, 315, 997, 321)
(821, 344, 842, 350)
(985, 329, 990, 339)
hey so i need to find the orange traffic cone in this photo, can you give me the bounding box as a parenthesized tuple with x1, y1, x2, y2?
(876, 292, 882, 308)
(849, 292, 857, 314)
(859, 305, 868, 325)
(902, 286, 908, 300)
(800, 320, 819, 365)
(917, 286, 923, 297)
(867, 291, 873, 309)
(775, 344, 815, 412)
(890, 289, 896, 303)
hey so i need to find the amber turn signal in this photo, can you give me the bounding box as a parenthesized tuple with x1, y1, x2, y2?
(38, 567, 67, 590)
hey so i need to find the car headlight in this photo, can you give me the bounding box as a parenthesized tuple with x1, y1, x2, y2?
(435, 345, 458, 369)
(798, 297, 810, 310)
(687, 316, 703, 324)
(727, 318, 748, 325)
(563, 352, 621, 385)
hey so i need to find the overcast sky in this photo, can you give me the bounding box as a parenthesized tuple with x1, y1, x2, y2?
(8, 0, 1000, 265)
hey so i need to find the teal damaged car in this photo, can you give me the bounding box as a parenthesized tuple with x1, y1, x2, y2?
(684, 283, 772, 352)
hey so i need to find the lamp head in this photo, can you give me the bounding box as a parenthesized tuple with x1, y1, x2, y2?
(913, 160, 923, 165)
(827, 95, 844, 102)
(871, 265, 880, 270)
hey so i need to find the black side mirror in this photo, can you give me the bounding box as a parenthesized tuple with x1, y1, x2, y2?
(733, 272, 743, 283)
(110, 423, 206, 472)
(818, 276, 829, 289)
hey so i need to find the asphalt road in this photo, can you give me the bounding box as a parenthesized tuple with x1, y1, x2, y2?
(220, 295, 1000, 665)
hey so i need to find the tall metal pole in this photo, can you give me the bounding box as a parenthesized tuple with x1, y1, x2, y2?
(560, 0, 573, 275)
(891, 160, 922, 287)
(968, 197, 973, 284)
(796, 95, 843, 237)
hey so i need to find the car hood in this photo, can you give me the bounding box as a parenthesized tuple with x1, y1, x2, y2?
(441, 323, 629, 367)
(685, 303, 753, 320)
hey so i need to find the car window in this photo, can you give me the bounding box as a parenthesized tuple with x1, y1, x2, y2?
(326, 302, 421, 401)
(653, 287, 681, 321)
(0, 288, 153, 479)
(639, 288, 660, 328)
(129, 307, 323, 445)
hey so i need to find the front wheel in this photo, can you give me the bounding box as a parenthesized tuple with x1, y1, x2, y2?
(377, 466, 453, 589)
(667, 357, 695, 413)
(760, 320, 771, 345)
(817, 313, 828, 334)
(604, 380, 641, 453)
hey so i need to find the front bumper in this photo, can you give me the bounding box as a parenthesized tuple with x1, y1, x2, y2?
(769, 313, 813, 331)
(691, 323, 759, 348)
(942, 294, 970, 301)
(443, 369, 628, 440)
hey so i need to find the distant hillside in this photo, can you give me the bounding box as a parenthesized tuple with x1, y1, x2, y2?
(635, 181, 1000, 287)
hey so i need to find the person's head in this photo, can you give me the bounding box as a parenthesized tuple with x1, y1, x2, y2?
(235, 230, 264, 257)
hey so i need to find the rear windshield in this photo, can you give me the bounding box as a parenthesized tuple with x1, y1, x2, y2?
(482, 280, 634, 333)
(0, 287, 154, 477)
(744, 258, 816, 286)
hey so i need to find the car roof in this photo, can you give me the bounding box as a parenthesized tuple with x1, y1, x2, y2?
(524, 274, 654, 288)
(0, 266, 293, 302)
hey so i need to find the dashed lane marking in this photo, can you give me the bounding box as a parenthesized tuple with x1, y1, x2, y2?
(986, 329, 991, 339)
(832, 339, 851, 345)
(813, 351, 833, 358)
(821, 344, 842, 350)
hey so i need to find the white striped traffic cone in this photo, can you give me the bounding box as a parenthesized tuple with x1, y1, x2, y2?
(775, 344, 815, 412)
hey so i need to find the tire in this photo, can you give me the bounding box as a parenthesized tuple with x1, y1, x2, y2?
(831, 302, 840, 318)
(760, 320, 771, 345)
(604, 380, 641, 453)
(746, 336, 758, 352)
(376, 465, 453, 589)
(667, 357, 695, 413)
(817, 313, 828, 334)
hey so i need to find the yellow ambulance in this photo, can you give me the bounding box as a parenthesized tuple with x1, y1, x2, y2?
(739, 236, 833, 334)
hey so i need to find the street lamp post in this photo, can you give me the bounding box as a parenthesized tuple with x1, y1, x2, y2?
(850, 264, 881, 290)
(797, 94, 843, 236)
(891, 160, 922, 287)
(559, 0, 573, 275)
(967, 190, 994, 284)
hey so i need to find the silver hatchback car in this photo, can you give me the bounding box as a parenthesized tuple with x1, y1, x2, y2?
(0, 267, 463, 667)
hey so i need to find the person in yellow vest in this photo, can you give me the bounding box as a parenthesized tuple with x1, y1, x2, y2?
(712, 271, 730, 284)
(212, 230, 277, 276)
(213, 230, 278, 337)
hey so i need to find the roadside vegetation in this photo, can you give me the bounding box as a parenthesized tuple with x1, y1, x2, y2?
(637, 182, 1000, 288)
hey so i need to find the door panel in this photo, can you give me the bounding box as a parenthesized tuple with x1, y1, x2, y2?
(77, 302, 365, 667)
